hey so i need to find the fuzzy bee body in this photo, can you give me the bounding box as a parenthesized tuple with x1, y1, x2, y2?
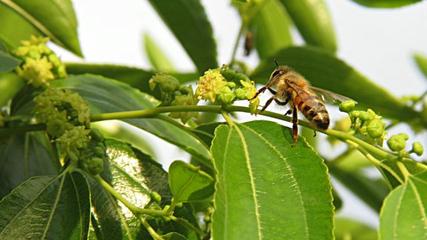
(254, 65, 344, 142)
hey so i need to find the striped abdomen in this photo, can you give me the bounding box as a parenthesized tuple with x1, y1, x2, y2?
(293, 92, 330, 130)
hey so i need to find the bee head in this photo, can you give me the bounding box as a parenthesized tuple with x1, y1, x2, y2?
(269, 65, 293, 81)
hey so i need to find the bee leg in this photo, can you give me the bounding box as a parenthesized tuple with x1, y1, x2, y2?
(251, 86, 267, 100)
(284, 109, 292, 116)
(313, 130, 317, 137)
(292, 105, 298, 143)
(260, 97, 275, 112)
(267, 88, 277, 95)
(274, 95, 290, 106)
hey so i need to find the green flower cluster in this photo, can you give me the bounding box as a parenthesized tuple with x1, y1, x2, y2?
(14, 36, 67, 87)
(34, 88, 91, 159)
(339, 100, 385, 145)
(195, 67, 259, 114)
(339, 100, 424, 156)
(149, 73, 198, 123)
(78, 129, 107, 175)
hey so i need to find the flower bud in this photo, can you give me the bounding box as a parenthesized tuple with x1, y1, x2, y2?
(151, 192, 162, 203)
(249, 98, 260, 114)
(16, 58, 54, 87)
(387, 133, 409, 152)
(339, 100, 356, 112)
(367, 119, 385, 138)
(334, 117, 352, 132)
(359, 111, 374, 122)
(412, 142, 424, 156)
(82, 157, 104, 175)
(196, 69, 227, 103)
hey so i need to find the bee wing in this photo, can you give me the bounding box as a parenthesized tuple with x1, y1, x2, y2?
(309, 86, 355, 104)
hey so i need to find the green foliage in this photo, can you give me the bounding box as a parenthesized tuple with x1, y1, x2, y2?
(0, 0, 82, 56)
(279, 0, 337, 51)
(147, 0, 217, 73)
(351, 0, 422, 8)
(211, 121, 333, 240)
(0, 1, 427, 239)
(168, 160, 214, 203)
(380, 172, 427, 240)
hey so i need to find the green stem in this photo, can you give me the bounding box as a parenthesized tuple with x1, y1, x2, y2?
(139, 216, 164, 240)
(95, 175, 165, 217)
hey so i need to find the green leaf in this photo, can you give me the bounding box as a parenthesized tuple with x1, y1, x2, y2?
(414, 52, 427, 80)
(65, 62, 198, 90)
(50, 74, 211, 163)
(351, 0, 422, 8)
(147, 0, 218, 73)
(0, 49, 21, 73)
(144, 34, 175, 72)
(334, 217, 377, 240)
(251, 46, 420, 123)
(85, 139, 172, 240)
(0, 132, 59, 198)
(211, 120, 333, 240)
(0, 172, 91, 239)
(379, 172, 427, 240)
(278, 0, 336, 51)
(0, 72, 25, 107)
(329, 164, 388, 212)
(1, 0, 82, 56)
(251, 0, 293, 59)
(0, 3, 41, 50)
(168, 160, 214, 203)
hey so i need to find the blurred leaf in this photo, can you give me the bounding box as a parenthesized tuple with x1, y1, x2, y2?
(351, 0, 422, 8)
(0, 72, 25, 107)
(0, 132, 59, 199)
(65, 62, 198, 90)
(0, 3, 41, 50)
(329, 164, 388, 212)
(0, 49, 21, 73)
(168, 160, 214, 203)
(251, 0, 293, 59)
(379, 172, 427, 240)
(162, 232, 188, 240)
(49, 74, 211, 163)
(334, 218, 377, 240)
(147, 0, 218, 73)
(332, 188, 343, 211)
(414, 52, 427, 80)
(211, 120, 333, 240)
(251, 46, 421, 124)
(278, 0, 337, 51)
(1, 0, 82, 56)
(0, 172, 90, 239)
(144, 34, 174, 72)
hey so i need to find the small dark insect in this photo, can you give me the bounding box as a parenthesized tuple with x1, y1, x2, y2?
(244, 31, 254, 56)
(252, 64, 350, 143)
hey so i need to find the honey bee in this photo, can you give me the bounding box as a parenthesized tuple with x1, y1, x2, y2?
(253, 65, 351, 143)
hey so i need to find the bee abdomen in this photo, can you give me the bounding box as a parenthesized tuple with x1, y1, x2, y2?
(299, 102, 330, 130)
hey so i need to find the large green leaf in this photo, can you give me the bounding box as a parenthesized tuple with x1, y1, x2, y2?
(0, 49, 21, 72)
(379, 172, 427, 240)
(0, 172, 90, 239)
(0, 132, 59, 198)
(168, 160, 214, 203)
(65, 63, 198, 91)
(49, 74, 211, 163)
(414, 52, 427, 80)
(351, 0, 422, 8)
(334, 218, 377, 240)
(251, 46, 421, 124)
(147, 0, 218, 73)
(0, 0, 82, 56)
(251, 0, 293, 59)
(0, 3, 41, 49)
(278, 0, 336, 51)
(211, 120, 333, 240)
(144, 34, 174, 72)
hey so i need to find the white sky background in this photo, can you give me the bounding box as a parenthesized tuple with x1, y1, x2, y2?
(53, 0, 427, 229)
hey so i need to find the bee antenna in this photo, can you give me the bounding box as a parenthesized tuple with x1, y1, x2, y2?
(274, 59, 279, 67)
